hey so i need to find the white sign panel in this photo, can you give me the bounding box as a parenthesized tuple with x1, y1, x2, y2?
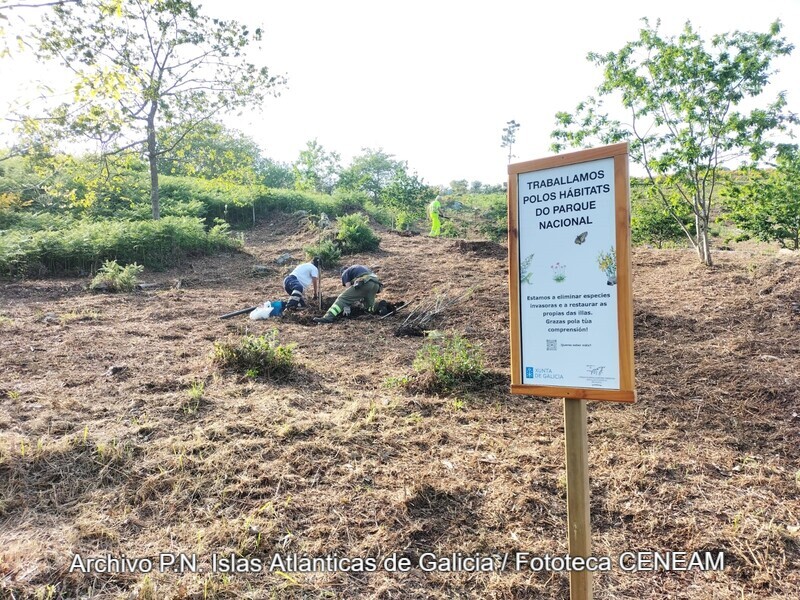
(517, 157, 620, 389)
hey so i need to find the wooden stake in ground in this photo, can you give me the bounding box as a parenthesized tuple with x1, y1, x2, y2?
(564, 398, 592, 600)
(318, 267, 323, 312)
(506, 145, 635, 599)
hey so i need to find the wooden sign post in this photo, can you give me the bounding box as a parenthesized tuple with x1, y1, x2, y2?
(507, 143, 635, 600)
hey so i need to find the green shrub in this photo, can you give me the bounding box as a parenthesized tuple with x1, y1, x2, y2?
(330, 189, 368, 214)
(335, 213, 380, 254)
(0, 210, 77, 232)
(476, 195, 508, 242)
(304, 239, 341, 269)
(630, 181, 692, 248)
(394, 211, 417, 232)
(363, 201, 394, 229)
(440, 219, 462, 238)
(212, 330, 295, 379)
(157, 179, 343, 228)
(0, 216, 241, 278)
(407, 333, 485, 394)
(182, 380, 205, 415)
(89, 259, 144, 292)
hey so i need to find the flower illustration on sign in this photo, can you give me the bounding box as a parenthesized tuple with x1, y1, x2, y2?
(551, 262, 566, 283)
(597, 247, 616, 285)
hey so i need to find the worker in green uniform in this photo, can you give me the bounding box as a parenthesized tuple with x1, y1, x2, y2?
(313, 265, 383, 324)
(427, 195, 442, 237)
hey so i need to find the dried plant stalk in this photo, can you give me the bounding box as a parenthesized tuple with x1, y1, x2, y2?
(395, 289, 473, 336)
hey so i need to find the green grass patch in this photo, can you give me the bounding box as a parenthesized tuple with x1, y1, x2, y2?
(212, 330, 295, 379)
(182, 381, 205, 415)
(402, 333, 486, 394)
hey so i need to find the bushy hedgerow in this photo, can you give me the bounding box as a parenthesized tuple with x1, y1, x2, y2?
(0, 216, 241, 277)
(157, 179, 342, 227)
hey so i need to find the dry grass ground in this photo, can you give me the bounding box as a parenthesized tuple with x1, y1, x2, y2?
(1, 214, 798, 599)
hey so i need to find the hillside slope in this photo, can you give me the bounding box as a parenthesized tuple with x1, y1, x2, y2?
(1, 214, 799, 599)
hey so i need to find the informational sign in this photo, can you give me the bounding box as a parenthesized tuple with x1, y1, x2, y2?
(508, 143, 635, 402)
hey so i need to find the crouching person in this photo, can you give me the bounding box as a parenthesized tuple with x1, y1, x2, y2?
(313, 265, 382, 324)
(284, 257, 320, 310)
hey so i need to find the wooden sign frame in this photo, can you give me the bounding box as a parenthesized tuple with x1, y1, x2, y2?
(508, 142, 635, 403)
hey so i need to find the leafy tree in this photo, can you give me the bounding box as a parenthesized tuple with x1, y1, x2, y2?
(337, 148, 405, 202)
(501, 119, 520, 164)
(157, 122, 263, 185)
(293, 139, 340, 194)
(631, 179, 692, 248)
(0, 0, 81, 58)
(381, 169, 435, 230)
(258, 158, 294, 189)
(551, 19, 794, 266)
(449, 179, 468, 195)
(336, 148, 434, 228)
(27, 0, 284, 219)
(0, 1, 79, 163)
(722, 145, 800, 250)
(469, 180, 505, 194)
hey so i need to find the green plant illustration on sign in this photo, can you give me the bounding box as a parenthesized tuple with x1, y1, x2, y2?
(597, 247, 616, 285)
(551, 262, 566, 283)
(520, 253, 534, 285)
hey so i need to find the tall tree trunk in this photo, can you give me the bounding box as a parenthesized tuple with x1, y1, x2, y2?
(695, 214, 713, 266)
(147, 104, 160, 220)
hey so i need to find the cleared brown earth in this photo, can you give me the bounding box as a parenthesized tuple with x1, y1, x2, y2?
(1, 214, 799, 599)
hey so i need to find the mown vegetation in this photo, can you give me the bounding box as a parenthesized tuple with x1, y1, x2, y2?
(1, 6, 799, 599)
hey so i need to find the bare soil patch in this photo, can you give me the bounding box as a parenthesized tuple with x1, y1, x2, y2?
(1, 215, 799, 599)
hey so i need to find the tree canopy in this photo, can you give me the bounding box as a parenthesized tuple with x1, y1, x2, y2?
(337, 148, 405, 203)
(24, 0, 284, 218)
(551, 19, 795, 265)
(723, 145, 800, 250)
(157, 122, 263, 185)
(292, 139, 340, 194)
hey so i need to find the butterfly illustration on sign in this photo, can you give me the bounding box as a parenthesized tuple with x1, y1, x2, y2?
(574, 231, 588, 245)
